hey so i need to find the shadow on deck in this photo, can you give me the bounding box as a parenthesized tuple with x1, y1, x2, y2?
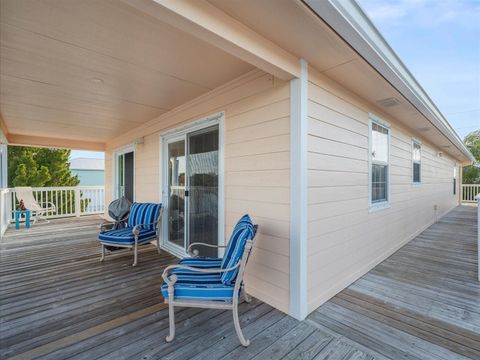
(0, 206, 478, 359)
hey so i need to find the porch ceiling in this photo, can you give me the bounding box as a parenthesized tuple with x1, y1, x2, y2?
(0, 0, 253, 147)
(0, 0, 471, 162)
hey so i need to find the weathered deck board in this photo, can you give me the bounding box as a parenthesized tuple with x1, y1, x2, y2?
(1, 206, 478, 359)
(309, 205, 480, 360)
(0, 216, 330, 360)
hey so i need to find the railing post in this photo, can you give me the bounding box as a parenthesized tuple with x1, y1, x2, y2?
(477, 194, 479, 282)
(75, 187, 81, 217)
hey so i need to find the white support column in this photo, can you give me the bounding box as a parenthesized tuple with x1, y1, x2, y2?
(290, 59, 308, 320)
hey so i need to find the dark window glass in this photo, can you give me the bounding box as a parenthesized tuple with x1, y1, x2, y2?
(413, 163, 421, 183)
(412, 142, 421, 183)
(372, 164, 388, 203)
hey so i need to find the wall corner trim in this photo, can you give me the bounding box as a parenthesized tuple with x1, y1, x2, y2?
(289, 59, 309, 320)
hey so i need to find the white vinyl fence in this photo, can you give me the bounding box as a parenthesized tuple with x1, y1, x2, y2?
(1, 186, 104, 236)
(462, 184, 480, 204)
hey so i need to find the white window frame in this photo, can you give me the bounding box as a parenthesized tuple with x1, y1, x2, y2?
(412, 139, 422, 185)
(368, 114, 391, 212)
(453, 164, 457, 196)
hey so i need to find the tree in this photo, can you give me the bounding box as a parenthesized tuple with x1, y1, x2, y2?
(8, 146, 79, 187)
(463, 130, 480, 184)
(8, 146, 90, 212)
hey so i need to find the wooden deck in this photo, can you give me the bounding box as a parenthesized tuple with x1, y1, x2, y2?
(309, 205, 480, 359)
(0, 206, 478, 359)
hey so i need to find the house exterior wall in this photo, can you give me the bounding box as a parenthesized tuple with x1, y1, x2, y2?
(71, 169, 104, 186)
(306, 67, 460, 312)
(104, 70, 291, 313)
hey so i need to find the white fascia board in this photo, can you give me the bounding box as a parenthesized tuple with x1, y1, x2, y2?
(304, 0, 475, 163)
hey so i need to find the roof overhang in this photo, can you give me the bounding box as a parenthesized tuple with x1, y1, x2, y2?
(304, 0, 475, 164)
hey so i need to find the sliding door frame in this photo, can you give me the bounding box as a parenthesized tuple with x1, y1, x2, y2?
(159, 112, 225, 258)
(112, 144, 136, 202)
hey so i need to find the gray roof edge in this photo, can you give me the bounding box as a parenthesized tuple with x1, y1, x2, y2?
(304, 0, 475, 163)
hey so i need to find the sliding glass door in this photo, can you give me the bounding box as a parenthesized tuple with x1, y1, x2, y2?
(187, 126, 219, 257)
(163, 123, 220, 257)
(115, 149, 134, 202)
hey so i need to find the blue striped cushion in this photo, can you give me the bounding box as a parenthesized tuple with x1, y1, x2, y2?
(221, 215, 255, 286)
(99, 227, 156, 245)
(220, 215, 252, 269)
(127, 203, 162, 229)
(173, 258, 222, 276)
(161, 273, 234, 301)
(179, 258, 222, 267)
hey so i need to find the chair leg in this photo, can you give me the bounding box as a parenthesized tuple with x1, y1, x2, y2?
(100, 244, 105, 262)
(233, 301, 250, 347)
(133, 242, 138, 267)
(166, 286, 176, 342)
(156, 239, 161, 254)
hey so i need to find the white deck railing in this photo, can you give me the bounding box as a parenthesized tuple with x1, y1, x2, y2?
(0, 186, 105, 236)
(462, 184, 480, 203)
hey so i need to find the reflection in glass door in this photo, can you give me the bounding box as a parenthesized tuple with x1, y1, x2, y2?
(167, 139, 186, 250)
(116, 150, 134, 202)
(163, 123, 220, 257)
(187, 126, 219, 257)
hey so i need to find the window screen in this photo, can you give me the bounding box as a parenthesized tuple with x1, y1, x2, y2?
(412, 141, 421, 183)
(371, 122, 389, 204)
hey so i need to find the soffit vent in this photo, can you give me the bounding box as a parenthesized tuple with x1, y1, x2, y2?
(376, 97, 401, 108)
(417, 127, 430, 132)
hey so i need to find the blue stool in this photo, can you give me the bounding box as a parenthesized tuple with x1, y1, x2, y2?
(15, 210, 31, 230)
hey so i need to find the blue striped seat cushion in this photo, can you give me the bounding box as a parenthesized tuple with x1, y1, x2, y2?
(127, 203, 162, 229)
(161, 273, 235, 301)
(179, 258, 222, 267)
(221, 214, 255, 285)
(99, 227, 156, 245)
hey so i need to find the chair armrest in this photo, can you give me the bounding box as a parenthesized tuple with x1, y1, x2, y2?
(162, 262, 240, 285)
(100, 221, 115, 232)
(37, 201, 56, 210)
(187, 242, 227, 257)
(100, 217, 128, 232)
(132, 222, 157, 234)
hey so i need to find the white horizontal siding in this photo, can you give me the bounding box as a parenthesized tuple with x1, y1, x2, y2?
(105, 70, 291, 314)
(306, 67, 459, 312)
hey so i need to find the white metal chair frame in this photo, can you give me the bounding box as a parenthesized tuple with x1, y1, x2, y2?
(14, 187, 56, 223)
(162, 225, 257, 347)
(99, 207, 163, 267)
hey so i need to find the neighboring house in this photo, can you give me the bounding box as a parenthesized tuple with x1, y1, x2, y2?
(69, 158, 104, 186)
(0, 0, 475, 321)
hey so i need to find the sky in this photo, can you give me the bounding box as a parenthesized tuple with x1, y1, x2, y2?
(70, 150, 104, 160)
(71, 0, 479, 160)
(357, 0, 480, 140)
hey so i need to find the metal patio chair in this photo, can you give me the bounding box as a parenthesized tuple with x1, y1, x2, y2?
(99, 202, 163, 266)
(14, 186, 56, 224)
(161, 214, 257, 347)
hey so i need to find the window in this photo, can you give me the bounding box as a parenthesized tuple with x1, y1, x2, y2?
(370, 119, 390, 208)
(412, 140, 421, 183)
